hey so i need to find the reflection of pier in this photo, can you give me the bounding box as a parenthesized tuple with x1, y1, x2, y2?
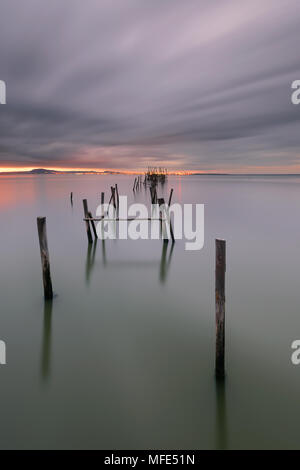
(85, 239, 175, 285)
(215, 379, 228, 449)
(159, 240, 175, 284)
(40, 300, 53, 382)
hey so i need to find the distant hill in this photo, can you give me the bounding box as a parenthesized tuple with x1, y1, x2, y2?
(1, 168, 135, 176)
(1, 168, 100, 175)
(29, 168, 57, 174)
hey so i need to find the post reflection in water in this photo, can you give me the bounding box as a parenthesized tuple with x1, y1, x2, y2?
(215, 378, 228, 449)
(159, 241, 175, 284)
(40, 300, 53, 382)
(102, 239, 107, 267)
(85, 241, 97, 284)
(84, 239, 175, 284)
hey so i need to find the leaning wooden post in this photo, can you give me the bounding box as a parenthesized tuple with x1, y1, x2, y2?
(111, 187, 116, 209)
(215, 239, 226, 379)
(168, 188, 173, 207)
(37, 217, 53, 300)
(83, 199, 93, 243)
(115, 184, 119, 208)
(101, 192, 105, 216)
(158, 198, 169, 243)
(88, 211, 98, 239)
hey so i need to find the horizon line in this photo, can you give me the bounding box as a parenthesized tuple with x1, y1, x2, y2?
(1, 166, 300, 176)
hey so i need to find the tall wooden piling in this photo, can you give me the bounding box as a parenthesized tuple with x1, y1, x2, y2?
(111, 186, 116, 209)
(101, 192, 105, 216)
(88, 211, 98, 239)
(168, 188, 173, 207)
(70, 192, 73, 205)
(215, 239, 226, 379)
(37, 217, 53, 300)
(115, 184, 119, 208)
(83, 199, 93, 243)
(158, 198, 168, 243)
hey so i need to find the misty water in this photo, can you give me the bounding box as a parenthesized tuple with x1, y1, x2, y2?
(0, 174, 300, 449)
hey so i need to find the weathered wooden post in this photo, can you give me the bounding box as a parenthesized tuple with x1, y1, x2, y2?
(111, 186, 116, 209)
(168, 188, 173, 207)
(88, 211, 98, 239)
(115, 184, 119, 208)
(158, 198, 169, 243)
(215, 239, 226, 379)
(70, 192, 73, 205)
(83, 199, 93, 243)
(101, 192, 105, 216)
(37, 217, 53, 300)
(150, 185, 157, 204)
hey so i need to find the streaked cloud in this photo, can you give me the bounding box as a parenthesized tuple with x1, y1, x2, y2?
(0, 0, 300, 171)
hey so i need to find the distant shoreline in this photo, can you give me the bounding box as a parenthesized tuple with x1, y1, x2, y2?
(1, 169, 300, 177)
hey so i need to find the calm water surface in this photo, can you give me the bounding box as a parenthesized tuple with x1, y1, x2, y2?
(0, 174, 300, 449)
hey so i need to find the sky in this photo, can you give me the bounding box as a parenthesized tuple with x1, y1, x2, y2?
(0, 0, 300, 173)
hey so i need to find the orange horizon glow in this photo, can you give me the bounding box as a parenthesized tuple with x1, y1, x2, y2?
(0, 166, 197, 175)
(2, 165, 300, 175)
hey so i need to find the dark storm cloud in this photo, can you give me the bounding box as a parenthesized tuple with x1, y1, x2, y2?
(1, 0, 300, 170)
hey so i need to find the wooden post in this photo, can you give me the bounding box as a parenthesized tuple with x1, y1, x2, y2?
(101, 192, 105, 216)
(133, 178, 137, 191)
(168, 188, 173, 207)
(151, 186, 157, 204)
(83, 199, 93, 243)
(158, 198, 168, 243)
(88, 211, 98, 239)
(215, 239, 226, 379)
(167, 210, 175, 244)
(111, 186, 116, 209)
(70, 192, 73, 204)
(115, 184, 119, 208)
(37, 217, 53, 300)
